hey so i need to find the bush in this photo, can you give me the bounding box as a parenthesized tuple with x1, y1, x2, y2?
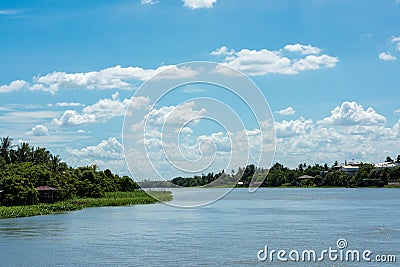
(0, 175, 38, 206)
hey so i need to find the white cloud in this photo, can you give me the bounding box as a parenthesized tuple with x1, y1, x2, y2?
(273, 102, 400, 168)
(112, 91, 119, 100)
(198, 131, 231, 152)
(292, 54, 338, 71)
(210, 46, 235, 56)
(55, 102, 83, 107)
(183, 0, 217, 9)
(52, 110, 97, 127)
(26, 125, 49, 136)
(395, 109, 400, 114)
(141, 0, 158, 5)
(52, 95, 150, 127)
(276, 117, 313, 138)
(145, 101, 206, 127)
(67, 137, 123, 159)
(284, 44, 322, 55)
(0, 9, 21, 15)
(213, 45, 338, 76)
(275, 107, 295, 116)
(379, 52, 397, 61)
(391, 35, 400, 51)
(393, 120, 400, 135)
(29, 65, 196, 94)
(318, 101, 386, 126)
(0, 80, 29, 93)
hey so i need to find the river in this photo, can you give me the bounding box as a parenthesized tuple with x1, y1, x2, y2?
(0, 188, 399, 266)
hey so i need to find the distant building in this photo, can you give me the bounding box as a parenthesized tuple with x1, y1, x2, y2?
(340, 165, 359, 175)
(35, 186, 58, 203)
(297, 175, 315, 180)
(388, 180, 400, 187)
(295, 175, 315, 186)
(333, 161, 362, 175)
(375, 162, 396, 169)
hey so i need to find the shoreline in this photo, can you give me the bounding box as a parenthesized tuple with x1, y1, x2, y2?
(0, 191, 172, 220)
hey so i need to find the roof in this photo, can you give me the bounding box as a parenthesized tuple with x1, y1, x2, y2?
(35, 186, 58, 191)
(297, 175, 315, 179)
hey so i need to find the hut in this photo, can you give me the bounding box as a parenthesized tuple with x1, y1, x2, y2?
(35, 186, 58, 203)
(296, 175, 315, 186)
(296, 175, 315, 181)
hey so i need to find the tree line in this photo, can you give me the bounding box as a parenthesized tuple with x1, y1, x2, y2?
(170, 157, 400, 188)
(0, 136, 139, 206)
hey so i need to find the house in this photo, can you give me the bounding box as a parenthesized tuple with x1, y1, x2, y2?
(340, 165, 359, 175)
(296, 175, 315, 181)
(333, 161, 362, 175)
(388, 180, 400, 187)
(35, 186, 58, 203)
(374, 162, 396, 170)
(295, 175, 315, 186)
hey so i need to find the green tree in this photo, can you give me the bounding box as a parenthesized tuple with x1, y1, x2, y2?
(0, 175, 38, 206)
(118, 176, 139, 191)
(0, 136, 13, 164)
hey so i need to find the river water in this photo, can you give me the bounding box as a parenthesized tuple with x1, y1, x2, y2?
(0, 188, 399, 266)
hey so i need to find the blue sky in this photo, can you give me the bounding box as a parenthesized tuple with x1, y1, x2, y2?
(1, 0, 400, 179)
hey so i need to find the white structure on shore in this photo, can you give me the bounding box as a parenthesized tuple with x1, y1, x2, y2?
(374, 162, 396, 169)
(333, 160, 398, 175)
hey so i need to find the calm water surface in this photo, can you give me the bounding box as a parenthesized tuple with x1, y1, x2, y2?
(0, 188, 399, 266)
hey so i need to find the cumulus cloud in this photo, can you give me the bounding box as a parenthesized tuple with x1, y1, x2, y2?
(52, 95, 150, 126)
(212, 45, 338, 76)
(292, 54, 338, 71)
(273, 102, 400, 168)
(145, 101, 206, 127)
(52, 110, 96, 127)
(284, 44, 322, 55)
(183, 0, 217, 9)
(275, 107, 295, 116)
(0, 80, 29, 93)
(210, 46, 235, 56)
(67, 137, 123, 159)
(318, 101, 386, 126)
(379, 52, 397, 61)
(198, 131, 231, 152)
(26, 125, 49, 136)
(28, 65, 196, 94)
(276, 117, 313, 138)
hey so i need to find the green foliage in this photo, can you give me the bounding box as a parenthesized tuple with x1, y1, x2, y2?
(0, 136, 140, 207)
(170, 157, 400, 188)
(0, 175, 38, 206)
(0, 191, 172, 219)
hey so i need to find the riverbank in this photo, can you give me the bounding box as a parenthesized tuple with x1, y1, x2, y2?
(0, 191, 172, 219)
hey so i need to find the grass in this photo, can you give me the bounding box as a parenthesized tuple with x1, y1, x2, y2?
(0, 190, 172, 219)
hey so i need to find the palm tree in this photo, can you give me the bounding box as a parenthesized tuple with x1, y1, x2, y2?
(0, 136, 14, 164)
(16, 142, 31, 163)
(50, 154, 61, 172)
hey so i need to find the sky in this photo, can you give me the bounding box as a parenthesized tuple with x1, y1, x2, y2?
(1, 0, 400, 180)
